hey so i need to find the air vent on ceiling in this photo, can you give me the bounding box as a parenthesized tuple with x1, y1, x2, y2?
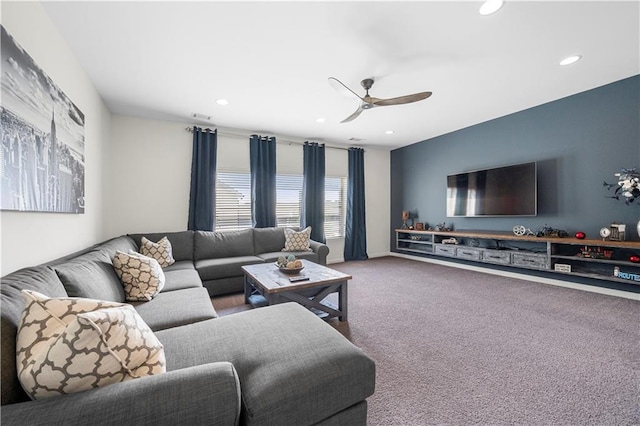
(349, 137, 365, 142)
(192, 113, 212, 120)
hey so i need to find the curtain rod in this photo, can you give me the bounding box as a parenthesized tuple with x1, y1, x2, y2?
(185, 127, 355, 152)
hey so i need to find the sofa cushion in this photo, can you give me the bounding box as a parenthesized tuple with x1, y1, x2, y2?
(163, 260, 196, 272)
(131, 287, 217, 331)
(162, 269, 203, 292)
(92, 236, 139, 259)
(283, 227, 313, 252)
(196, 256, 264, 281)
(258, 250, 319, 264)
(54, 251, 126, 303)
(195, 229, 254, 260)
(16, 290, 166, 400)
(1, 266, 68, 405)
(113, 251, 165, 302)
(140, 236, 176, 268)
(128, 232, 194, 262)
(253, 227, 287, 254)
(155, 303, 376, 426)
(201, 277, 245, 297)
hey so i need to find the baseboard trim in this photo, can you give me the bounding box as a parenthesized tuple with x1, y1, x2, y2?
(390, 252, 640, 301)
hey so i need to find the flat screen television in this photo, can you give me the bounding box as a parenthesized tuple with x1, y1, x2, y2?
(446, 162, 537, 217)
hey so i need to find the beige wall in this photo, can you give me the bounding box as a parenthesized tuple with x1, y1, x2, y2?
(109, 115, 391, 263)
(0, 2, 111, 275)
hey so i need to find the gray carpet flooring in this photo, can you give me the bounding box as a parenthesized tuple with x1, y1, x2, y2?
(214, 256, 640, 425)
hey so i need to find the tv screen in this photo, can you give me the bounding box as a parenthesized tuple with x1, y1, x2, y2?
(446, 162, 537, 217)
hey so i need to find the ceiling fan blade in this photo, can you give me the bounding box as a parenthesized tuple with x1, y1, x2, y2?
(329, 77, 364, 101)
(341, 104, 366, 123)
(372, 91, 432, 106)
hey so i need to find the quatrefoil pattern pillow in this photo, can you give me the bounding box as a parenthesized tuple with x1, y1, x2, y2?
(16, 290, 166, 400)
(112, 251, 165, 301)
(283, 227, 313, 252)
(140, 236, 175, 268)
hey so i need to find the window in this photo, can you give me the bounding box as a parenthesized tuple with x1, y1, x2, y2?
(215, 171, 347, 238)
(324, 176, 348, 238)
(215, 172, 252, 231)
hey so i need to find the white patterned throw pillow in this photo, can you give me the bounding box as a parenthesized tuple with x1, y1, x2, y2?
(112, 251, 165, 301)
(283, 227, 313, 252)
(16, 290, 166, 400)
(140, 236, 175, 268)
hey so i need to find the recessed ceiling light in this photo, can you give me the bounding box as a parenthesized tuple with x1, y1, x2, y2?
(385, 130, 394, 135)
(316, 117, 326, 123)
(216, 99, 229, 105)
(559, 55, 582, 66)
(479, 0, 504, 15)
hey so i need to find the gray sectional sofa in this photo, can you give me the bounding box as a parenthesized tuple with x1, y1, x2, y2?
(1, 227, 375, 425)
(127, 227, 329, 297)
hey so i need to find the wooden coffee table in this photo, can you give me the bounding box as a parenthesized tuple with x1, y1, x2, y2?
(242, 260, 351, 321)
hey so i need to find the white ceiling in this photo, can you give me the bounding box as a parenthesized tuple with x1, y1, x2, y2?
(42, 1, 639, 149)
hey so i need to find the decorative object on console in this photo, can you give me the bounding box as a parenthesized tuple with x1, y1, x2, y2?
(401, 211, 410, 229)
(609, 223, 626, 241)
(415, 222, 424, 231)
(536, 225, 568, 238)
(554, 263, 572, 273)
(435, 222, 453, 232)
(513, 225, 535, 236)
(629, 255, 640, 263)
(603, 167, 640, 238)
(575, 231, 586, 239)
(442, 238, 458, 245)
(578, 246, 612, 260)
(611, 223, 627, 241)
(603, 168, 640, 205)
(599, 227, 611, 241)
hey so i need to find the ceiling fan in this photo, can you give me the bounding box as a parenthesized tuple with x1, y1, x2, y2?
(328, 77, 432, 123)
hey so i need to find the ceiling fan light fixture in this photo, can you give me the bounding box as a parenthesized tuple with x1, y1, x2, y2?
(560, 55, 582, 66)
(479, 0, 504, 15)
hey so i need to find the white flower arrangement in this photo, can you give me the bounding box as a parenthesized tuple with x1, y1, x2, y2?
(604, 168, 640, 205)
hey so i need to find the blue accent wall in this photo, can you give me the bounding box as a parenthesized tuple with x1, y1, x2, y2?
(391, 75, 640, 248)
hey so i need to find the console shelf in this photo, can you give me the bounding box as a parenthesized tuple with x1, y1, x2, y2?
(395, 229, 640, 285)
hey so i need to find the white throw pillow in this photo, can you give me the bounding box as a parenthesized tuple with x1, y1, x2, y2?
(112, 251, 165, 301)
(140, 236, 175, 268)
(16, 290, 166, 400)
(282, 227, 313, 252)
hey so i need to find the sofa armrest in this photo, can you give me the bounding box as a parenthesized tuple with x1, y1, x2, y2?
(1, 362, 240, 426)
(309, 240, 329, 265)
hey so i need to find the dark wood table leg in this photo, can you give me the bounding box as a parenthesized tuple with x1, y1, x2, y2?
(243, 274, 252, 304)
(338, 281, 348, 321)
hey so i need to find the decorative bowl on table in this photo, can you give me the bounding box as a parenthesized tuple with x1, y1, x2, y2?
(276, 255, 304, 274)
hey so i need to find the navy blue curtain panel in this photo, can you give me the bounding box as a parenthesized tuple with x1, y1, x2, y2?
(187, 127, 217, 231)
(344, 147, 368, 261)
(250, 135, 277, 228)
(302, 142, 326, 243)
